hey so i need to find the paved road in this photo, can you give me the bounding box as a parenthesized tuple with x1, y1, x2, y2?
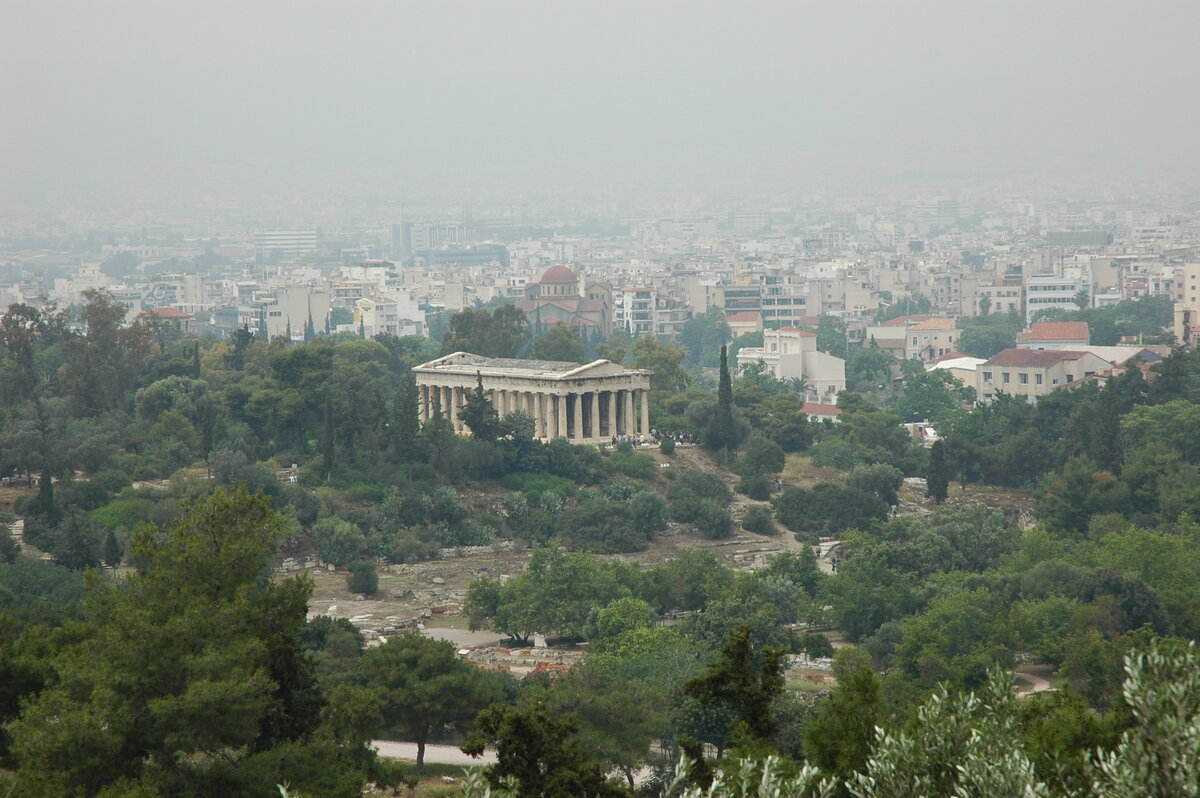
(373, 741, 496, 766)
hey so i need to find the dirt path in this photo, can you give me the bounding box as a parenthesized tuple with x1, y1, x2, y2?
(373, 741, 495, 766)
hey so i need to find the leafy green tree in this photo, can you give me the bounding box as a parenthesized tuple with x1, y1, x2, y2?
(845, 463, 903, 506)
(1087, 641, 1200, 797)
(538, 663, 666, 787)
(631, 335, 690, 391)
(959, 311, 1021, 359)
(533, 322, 584, 363)
(679, 306, 731, 368)
(462, 701, 628, 798)
(846, 346, 897, 394)
(891, 369, 972, 424)
(363, 632, 506, 769)
(844, 668, 1038, 798)
(441, 305, 529, 358)
(735, 433, 785, 476)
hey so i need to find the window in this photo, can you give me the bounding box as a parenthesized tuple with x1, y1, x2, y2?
(1066, 374, 1074, 383)
(1035, 374, 1043, 385)
(1002, 372, 1010, 384)
(982, 371, 993, 383)
(1019, 373, 1028, 384)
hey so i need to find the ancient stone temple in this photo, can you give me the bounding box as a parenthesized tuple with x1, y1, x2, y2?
(412, 352, 651, 443)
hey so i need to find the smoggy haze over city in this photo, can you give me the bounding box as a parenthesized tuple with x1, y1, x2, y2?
(4, 0, 1199, 209)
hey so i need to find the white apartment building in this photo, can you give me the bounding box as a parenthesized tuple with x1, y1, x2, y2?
(254, 230, 317, 259)
(1024, 272, 1085, 323)
(735, 327, 846, 403)
(615, 287, 657, 336)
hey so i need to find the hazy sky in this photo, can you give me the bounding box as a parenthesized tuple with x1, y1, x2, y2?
(4, 1, 1199, 206)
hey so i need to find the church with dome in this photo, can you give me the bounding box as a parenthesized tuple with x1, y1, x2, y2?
(515, 264, 612, 336)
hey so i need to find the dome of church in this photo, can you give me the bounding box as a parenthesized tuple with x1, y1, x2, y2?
(539, 265, 578, 284)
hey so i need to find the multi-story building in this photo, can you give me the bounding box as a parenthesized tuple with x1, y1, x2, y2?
(735, 327, 846, 403)
(254, 230, 317, 260)
(1025, 273, 1085, 323)
(977, 348, 1112, 403)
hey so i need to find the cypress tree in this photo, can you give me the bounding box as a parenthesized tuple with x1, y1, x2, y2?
(394, 374, 421, 462)
(103, 529, 123, 568)
(322, 398, 336, 480)
(304, 308, 316, 342)
(713, 344, 736, 463)
(191, 344, 201, 378)
(359, 314, 367, 339)
(926, 439, 950, 502)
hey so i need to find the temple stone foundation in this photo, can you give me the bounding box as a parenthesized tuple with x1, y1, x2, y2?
(412, 352, 652, 443)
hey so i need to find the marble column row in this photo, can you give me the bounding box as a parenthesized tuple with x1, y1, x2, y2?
(417, 384, 651, 441)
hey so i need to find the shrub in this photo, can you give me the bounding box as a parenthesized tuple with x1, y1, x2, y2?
(660, 438, 676, 455)
(312, 517, 365, 566)
(692, 500, 733, 540)
(501, 472, 576, 497)
(669, 470, 732, 508)
(608, 452, 657, 480)
(736, 434, 786, 476)
(743, 504, 778, 536)
(346, 560, 379, 595)
(737, 474, 773, 500)
(809, 438, 863, 470)
(774, 483, 888, 537)
(846, 463, 904, 506)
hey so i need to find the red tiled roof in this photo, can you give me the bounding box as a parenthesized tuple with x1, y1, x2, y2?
(147, 307, 191, 318)
(983, 348, 1091, 367)
(908, 317, 956, 331)
(802, 403, 841, 416)
(773, 326, 817, 337)
(1021, 321, 1090, 341)
(725, 311, 762, 322)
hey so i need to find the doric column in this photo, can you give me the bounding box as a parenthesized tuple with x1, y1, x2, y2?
(572, 392, 583, 440)
(418, 385, 427, 421)
(534, 393, 546, 438)
(624, 389, 635, 436)
(589, 391, 600, 441)
(640, 389, 650, 435)
(557, 394, 568, 438)
(607, 390, 617, 439)
(447, 386, 459, 431)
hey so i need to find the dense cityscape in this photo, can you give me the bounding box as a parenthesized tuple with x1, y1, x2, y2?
(5, 2, 1200, 797)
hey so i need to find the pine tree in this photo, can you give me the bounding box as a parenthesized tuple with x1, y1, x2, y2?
(461, 373, 501, 442)
(926, 439, 950, 502)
